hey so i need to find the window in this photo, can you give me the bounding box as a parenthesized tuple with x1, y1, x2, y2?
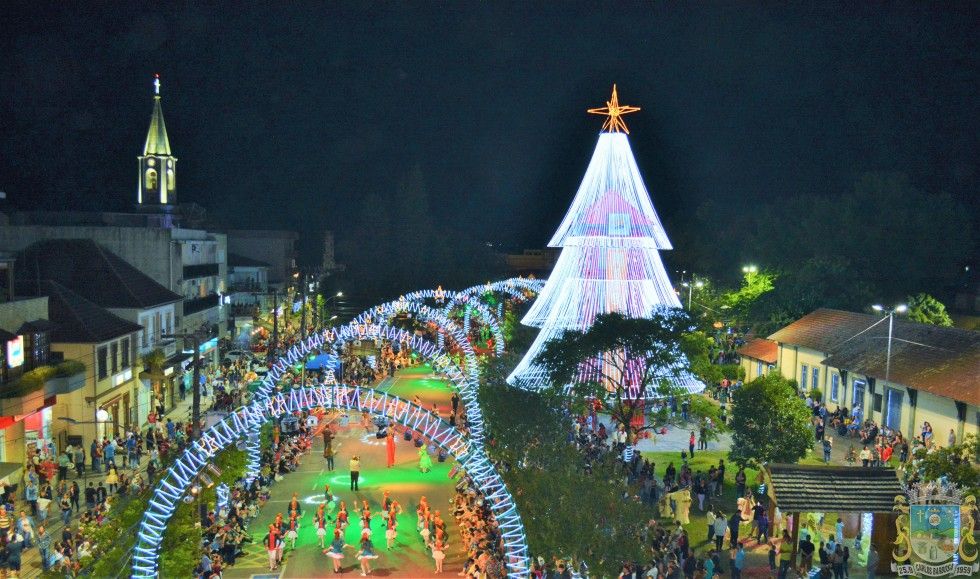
(121, 337, 130, 369)
(145, 168, 158, 190)
(831, 374, 840, 402)
(110, 342, 118, 374)
(800, 364, 808, 391)
(31, 332, 50, 366)
(97, 346, 108, 380)
(811, 367, 820, 392)
(154, 312, 162, 344)
(756, 361, 763, 376)
(139, 316, 149, 348)
(167, 169, 175, 191)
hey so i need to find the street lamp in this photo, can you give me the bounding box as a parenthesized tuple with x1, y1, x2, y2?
(871, 303, 908, 392)
(742, 265, 758, 274)
(681, 279, 704, 310)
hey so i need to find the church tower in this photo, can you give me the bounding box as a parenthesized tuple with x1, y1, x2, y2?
(137, 74, 177, 208)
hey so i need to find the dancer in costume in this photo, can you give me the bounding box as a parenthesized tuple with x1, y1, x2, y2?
(288, 492, 303, 516)
(386, 430, 396, 468)
(324, 529, 352, 572)
(285, 513, 300, 549)
(385, 510, 397, 550)
(432, 537, 446, 573)
(314, 508, 328, 548)
(356, 532, 379, 576)
(264, 524, 282, 571)
(418, 447, 432, 473)
(337, 501, 350, 531)
(417, 496, 429, 530)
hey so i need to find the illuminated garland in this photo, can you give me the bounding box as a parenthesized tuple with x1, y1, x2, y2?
(130, 386, 530, 578)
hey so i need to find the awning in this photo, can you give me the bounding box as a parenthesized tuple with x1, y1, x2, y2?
(306, 353, 341, 371)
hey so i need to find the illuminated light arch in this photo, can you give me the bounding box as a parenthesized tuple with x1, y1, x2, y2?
(447, 278, 548, 323)
(260, 322, 484, 444)
(351, 299, 480, 383)
(397, 289, 505, 355)
(457, 277, 547, 303)
(130, 385, 530, 578)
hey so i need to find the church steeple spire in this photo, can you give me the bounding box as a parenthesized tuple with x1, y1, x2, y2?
(138, 74, 177, 206)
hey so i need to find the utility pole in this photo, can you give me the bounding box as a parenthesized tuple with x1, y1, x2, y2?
(300, 271, 308, 388)
(163, 331, 203, 440)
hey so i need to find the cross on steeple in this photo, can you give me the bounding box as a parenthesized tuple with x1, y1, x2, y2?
(153, 74, 160, 96)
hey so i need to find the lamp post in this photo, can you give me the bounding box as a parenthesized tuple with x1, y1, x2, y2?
(322, 291, 344, 324)
(252, 290, 280, 360)
(871, 303, 908, 390)
(681, 279, 704, 310)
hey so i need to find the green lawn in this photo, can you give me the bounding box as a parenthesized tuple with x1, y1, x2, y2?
(640, 450, 824, 557)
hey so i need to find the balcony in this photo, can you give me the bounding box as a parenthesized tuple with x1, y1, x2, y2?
(182, 263, 219, 279)
(183, 293, 220, 315)
(0, 361, 86, 416)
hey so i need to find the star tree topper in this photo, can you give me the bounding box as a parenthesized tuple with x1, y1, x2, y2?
(588, 84, 640, 134)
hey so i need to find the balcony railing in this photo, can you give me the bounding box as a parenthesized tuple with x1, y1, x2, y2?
(183, 293, 220, 315)
(182, 263, 219, 279)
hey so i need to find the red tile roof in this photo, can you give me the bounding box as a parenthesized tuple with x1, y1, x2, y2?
(737, 338, 778, 364)
(769, 308, 980, 406)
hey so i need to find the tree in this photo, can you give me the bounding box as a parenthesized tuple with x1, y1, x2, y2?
(723, 268, 776, 324)
(728, 373, 812, 467)
(478, 358, 652, 576)
(535, 311, 700, 442)
(907, 434, 979, 497)
(906, 293, 954, 327)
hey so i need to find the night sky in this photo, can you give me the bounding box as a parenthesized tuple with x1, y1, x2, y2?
(2, 2, 977, 268)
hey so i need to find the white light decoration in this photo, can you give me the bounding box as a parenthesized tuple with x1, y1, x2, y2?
(130, 385, 530, 578)
(508, 126, 703, 396)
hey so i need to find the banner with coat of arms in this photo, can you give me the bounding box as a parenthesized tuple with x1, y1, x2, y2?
(892, 482, 978, 577)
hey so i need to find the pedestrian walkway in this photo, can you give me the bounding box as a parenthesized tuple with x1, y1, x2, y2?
(18, 390, 214, 578)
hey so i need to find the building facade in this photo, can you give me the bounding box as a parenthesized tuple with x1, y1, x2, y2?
(767, 308, 980, 443)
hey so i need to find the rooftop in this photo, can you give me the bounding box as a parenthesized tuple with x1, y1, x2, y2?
(228, 253, 271, 268)
(15, 239, 181, 309)
(766, 463, 903, 513)
(737, 337, 778, 364)
(36, 281, 142, 343)
(769, 308, 980, 406)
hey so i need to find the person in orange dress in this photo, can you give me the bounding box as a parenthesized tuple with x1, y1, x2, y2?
(385, 430, 396, 468)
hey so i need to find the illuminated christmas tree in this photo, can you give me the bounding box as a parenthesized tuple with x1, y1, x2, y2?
(508, 86, 702, 396)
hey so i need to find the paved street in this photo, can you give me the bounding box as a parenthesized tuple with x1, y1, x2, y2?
(225, 366, 469, 578)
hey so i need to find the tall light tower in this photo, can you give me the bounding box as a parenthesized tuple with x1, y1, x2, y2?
(871, 303, 908, 389)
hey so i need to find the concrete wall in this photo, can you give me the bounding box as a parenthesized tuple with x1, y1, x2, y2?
(740, 355, 773, 382)
(776, 345, 830, 394)
(775, 342, 979, 445)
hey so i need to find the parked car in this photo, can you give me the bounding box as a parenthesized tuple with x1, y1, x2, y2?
(222, 349, 253, 365)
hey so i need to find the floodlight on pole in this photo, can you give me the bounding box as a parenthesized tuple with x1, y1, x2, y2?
(871, 303, 908, 395)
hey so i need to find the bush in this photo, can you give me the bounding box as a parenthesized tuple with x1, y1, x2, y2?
(810, 388, 823, 402)
(56, 359, 86, 376)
